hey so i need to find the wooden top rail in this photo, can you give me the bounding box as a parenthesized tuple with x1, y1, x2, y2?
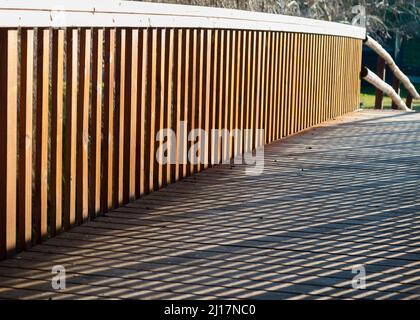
(0, 0, 366, 39)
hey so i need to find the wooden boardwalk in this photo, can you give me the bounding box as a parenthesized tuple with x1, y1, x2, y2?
(0, 110, 419, 300)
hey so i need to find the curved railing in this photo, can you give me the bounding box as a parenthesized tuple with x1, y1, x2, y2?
(0, 0, 365, 259)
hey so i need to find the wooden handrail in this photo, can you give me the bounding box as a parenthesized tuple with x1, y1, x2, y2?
(0, 0, 365, 38)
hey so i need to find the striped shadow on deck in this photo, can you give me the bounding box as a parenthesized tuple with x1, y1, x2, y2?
(0, 110, 419, 300)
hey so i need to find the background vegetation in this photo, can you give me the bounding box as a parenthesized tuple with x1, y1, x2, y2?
(134, 0, 419, 109)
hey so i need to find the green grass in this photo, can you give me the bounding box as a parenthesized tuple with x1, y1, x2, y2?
(360, 83, 420, 112)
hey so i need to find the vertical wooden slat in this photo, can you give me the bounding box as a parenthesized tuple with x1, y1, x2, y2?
(179, 29, 189, 176)
(203, 29, 212, 170)
(325, 35, 329, 119)
(327, 36, 333, 120)
(340, 37, 345, 115)
(296, 34, 303, 132)
(152, 28, 163, 189)
(102, 28, 115, 212)
(294, 33, 300, 132)
(302, 34, 309, 130)
(271, 32, 277, 141)
(302, 34, 307, 128)
(51, 29, 64, 236)
(189, 29, 198, 174)
(174, 29, 183, 181)
(149, 29, 158, 190)
(314, 35, 320, 125)
(322, 35, 327, 119)
(279, 33, 286, 138)
(319, 35, 326, 122)
(285, 33, 292, 135)
(143, 29, 152, 193)
(235, 30, 243, 157)
(276, 33, 284, 140)
(312, 34, 316, 125)
(243, 30, 252, 153)
(156, 29, 168, 189)
(326, 35, 332, 120)
(306, 33, 311, 126)
(328, 36, 334, 119)
(198, 28, 205, 169)
(349, 38, 353, 111)
(229, 30, 236, 159)
(299, 33, 304, 129)
(260, 32, 266, 145)
(286, 32, 293, 136)
(18, 29, 33, 250)
(197, 29, 205, 172)
(312, 34, 318, 124)
(272, 33, 279, 141)
(167, 29, 175, 181)
(316, 34, 322, 122)
(123, 28, 138, 203)
(307, 34, 314, 127)
(136, 29, 145, 196)
(299, 33, 305, 130)
(332, 36, 338, 119)
(284, 33, 291, 136)
(342, 37, 346, 114)
(157, 28, 166, 187)
(35, 28, 49, 243)
(223, 30, 231, 162)
(138, 29, 150, 195)
(266, 32, 272, 142)
(265, 31, 270, 141)
(0, 29, 18, 258)
(217, 29, 225, 164)
(291, 34, 298, 134)
(330, 36, 336, 115)
(114, 28, 126, 204)
(90, 28, 103, 217)
(346, 38, 350, 112)
(341, 38, 347, 114)
(342, 37, 346, 113)
(64, 28, 78, 230)
(316, 34, 320, 123)
(255, 32, 262, 148)
(336, 37, 341, 116)
(250, 31, 257, 150)
(211, 29, 220, 165)
(76, 28, 91, 224)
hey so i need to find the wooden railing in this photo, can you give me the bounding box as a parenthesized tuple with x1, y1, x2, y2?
(374, 56, 414, 109)
(0, 0, 365, 259)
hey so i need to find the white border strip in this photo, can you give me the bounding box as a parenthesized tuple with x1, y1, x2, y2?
(0, 0, 366, 39)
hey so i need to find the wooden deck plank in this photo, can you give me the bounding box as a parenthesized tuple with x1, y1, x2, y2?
(0, 111, 419, 300)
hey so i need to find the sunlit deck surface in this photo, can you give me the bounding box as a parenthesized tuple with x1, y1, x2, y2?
(0, 110, 419, 300)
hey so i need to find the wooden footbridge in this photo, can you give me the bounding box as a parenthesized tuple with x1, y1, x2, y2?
(0, 1, 419, 300)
